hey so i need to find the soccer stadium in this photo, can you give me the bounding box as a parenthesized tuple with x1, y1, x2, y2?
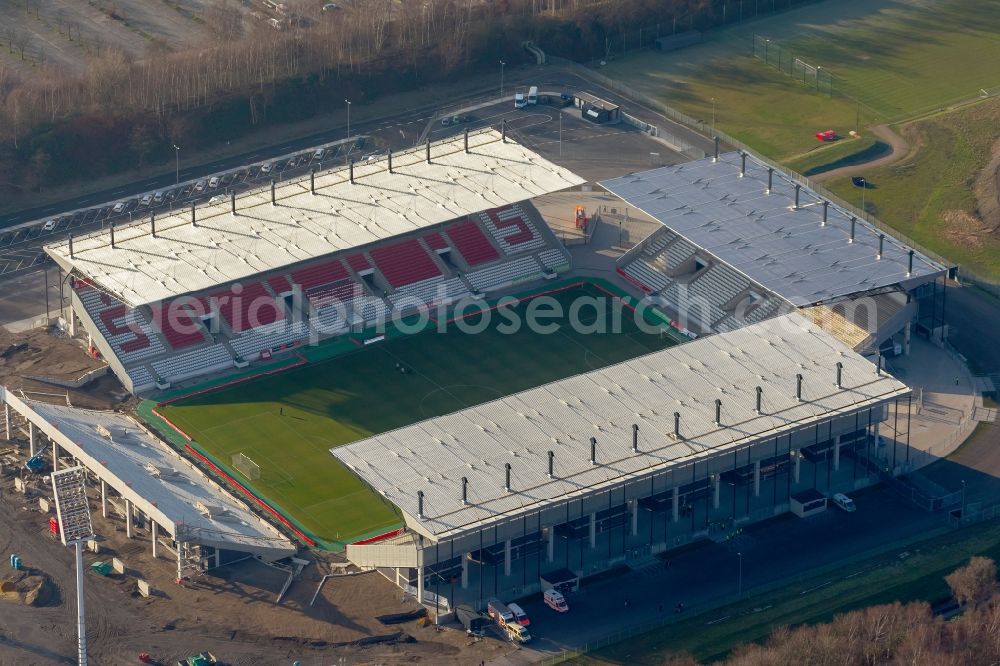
(24, 128, 952, 612)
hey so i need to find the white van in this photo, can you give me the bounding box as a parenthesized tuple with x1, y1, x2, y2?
(544, 588, 569, 612)
(832, 493, 857, 512)
(527, 86, 538, 105)
(514, 92, 526, 109)
(504, 621, 531, 644)
(486, 598, 515, 626)
(507, 602, 530, 626)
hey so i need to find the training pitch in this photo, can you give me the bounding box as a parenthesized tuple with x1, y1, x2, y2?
(159, 283, 678, 546)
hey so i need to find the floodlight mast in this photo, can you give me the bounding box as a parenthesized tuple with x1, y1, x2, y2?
(51, 466, 94, 666)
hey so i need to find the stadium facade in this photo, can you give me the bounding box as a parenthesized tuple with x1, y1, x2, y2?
(36, 132, 951, 609)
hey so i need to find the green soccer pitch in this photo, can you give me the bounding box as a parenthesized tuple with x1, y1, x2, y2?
(157, 283, 679, 547)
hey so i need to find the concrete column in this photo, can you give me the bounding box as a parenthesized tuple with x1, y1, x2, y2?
(151, 522, 159, 559)
(29, 422, 37, 456)
(794, 451, 801, 484)
(100, 479, 107, 518)
(4, 402, 10, 441)
(753, 461, 761, 497)
(672, 487, 680, 522)
(546, 528, 554, 562)
(125, 499, 133, 538)
(504, 540, 512, 577)
(588, 513, 596, 549)
(51, 440, 59, 471)
(214, 550, 221, 568)
(874, 422, 881, 445)
(630, 500, 638, 536)
(713, 475, 721, 509)
(904, 321, 911, 356)
(461, 553, 469, 589)
(416, 567, 424, 603)
(833, 435, 842, 471)
(176, 542, 184, 582)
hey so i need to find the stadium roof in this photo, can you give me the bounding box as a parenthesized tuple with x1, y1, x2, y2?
(0, 389, 296, 560)
(333, 312, 910, 541)
(45, 129, 585, 308)
(601, 152, 947, 306)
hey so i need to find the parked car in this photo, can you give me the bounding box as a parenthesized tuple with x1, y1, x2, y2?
(815, 129, 838, 142)
(42, 220, 56, 231)
(313, 148, 326, 160)
(195, 180, 207, 192)
(112, 202, 126, 213)
(139, 194, 153, 207)
(153, 191, 164, 204)
(208, 176, 220, 188)
(832, 493, 857, 512)
(260, 162, 273, 174)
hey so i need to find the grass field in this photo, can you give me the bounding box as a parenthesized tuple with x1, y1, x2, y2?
(784, 135, 887, 177)
(600, 0, 1000, 161)
(161, 284, 676, 546)
(825, 97, 1000, 280)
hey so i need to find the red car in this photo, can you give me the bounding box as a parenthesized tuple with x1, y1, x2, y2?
(816, 129, 838, 142)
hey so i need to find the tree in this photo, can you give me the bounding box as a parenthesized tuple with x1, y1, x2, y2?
(947, 556, 998, 609)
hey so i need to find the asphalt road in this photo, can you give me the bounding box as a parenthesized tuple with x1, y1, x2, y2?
(516, 484, 950, 658)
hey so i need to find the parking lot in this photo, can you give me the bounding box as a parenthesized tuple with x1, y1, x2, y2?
(0, 139, 365, 277)
(424, 94, 685, 183)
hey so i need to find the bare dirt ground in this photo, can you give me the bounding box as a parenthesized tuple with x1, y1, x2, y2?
(973, 136, 1000, 234)
(0, 327, 123, 410)
(0, 325, 517, 665)
(0, 472, 515, 665)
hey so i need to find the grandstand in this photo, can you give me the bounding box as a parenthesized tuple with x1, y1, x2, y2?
(605, 151, 950, 350)
(45, 130, 582, 393)
(336, 312, 913, 610)
(35, 128, 951, 614)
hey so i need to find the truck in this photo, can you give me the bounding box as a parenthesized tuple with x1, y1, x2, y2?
(456, 604, 489, 636)
(527, 86, 538, 105)
(514, 92, 527, 109)
(487, 597, 515, 626)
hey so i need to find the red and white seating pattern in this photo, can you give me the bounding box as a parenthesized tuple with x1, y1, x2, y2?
(77, 287, 164, 364)
(480, 204, 546, 254)
(446, 220, 500, 267)
(150, 301, 209, 350)
(370, 238, 441, 288)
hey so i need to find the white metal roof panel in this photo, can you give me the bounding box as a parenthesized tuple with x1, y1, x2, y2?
(0, 391, 295, 559)
(333, 313, 910, 540)
(601, 153, 947, 306)
(45, 130, 585, 307)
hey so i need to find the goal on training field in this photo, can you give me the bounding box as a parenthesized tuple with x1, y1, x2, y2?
(232, 452, 261, 480)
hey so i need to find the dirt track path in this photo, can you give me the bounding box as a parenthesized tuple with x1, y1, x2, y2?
(810, 124, 911, 183)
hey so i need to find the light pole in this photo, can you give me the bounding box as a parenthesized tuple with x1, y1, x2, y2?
(345, 99, 352, 141)
(500, 60, 506, 98)
(559, 111, 563, 157)
(173, 144, 180, 185)
(711, 97, 716, 132)
(737, 552, 743, 597)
